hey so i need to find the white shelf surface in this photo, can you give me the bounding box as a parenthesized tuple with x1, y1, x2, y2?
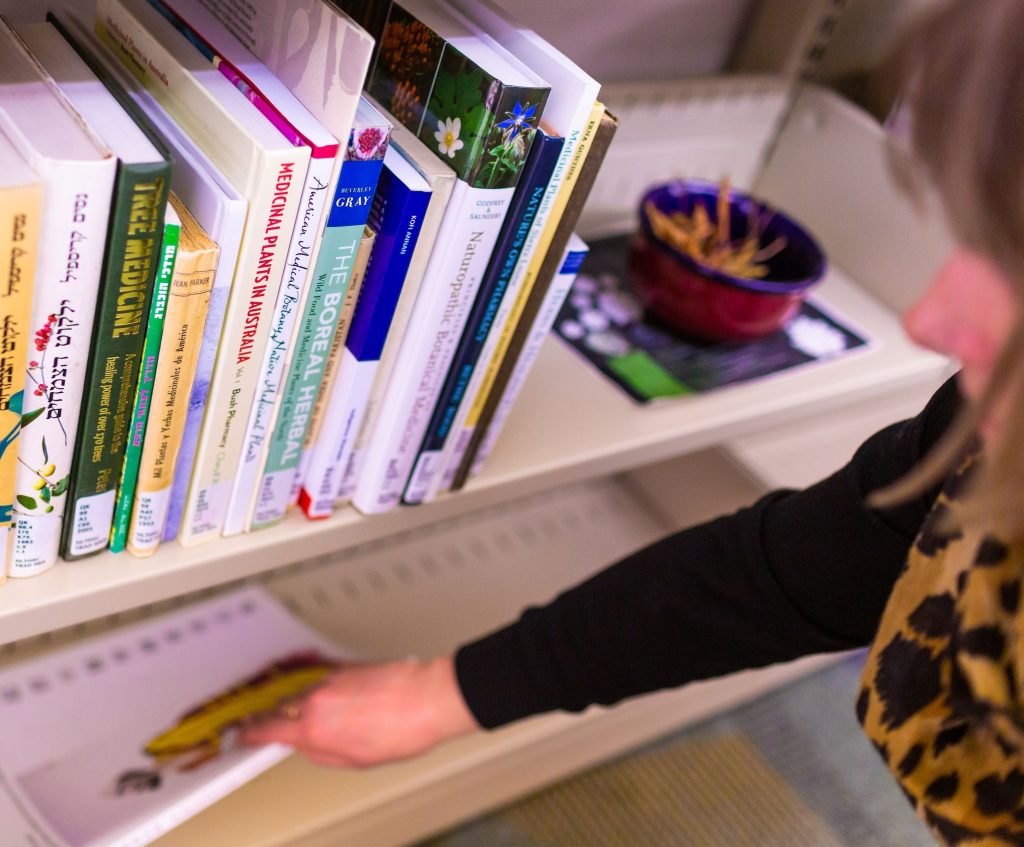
(0, 259, 945, 646)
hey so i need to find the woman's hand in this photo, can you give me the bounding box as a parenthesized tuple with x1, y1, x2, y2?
(239, 655, 479, 768)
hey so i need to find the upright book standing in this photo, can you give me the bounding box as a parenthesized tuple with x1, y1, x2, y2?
(0, 133, 41, 583)
(349, 0, 550, 516)
(18, 22, 173, 562)
(0, 19, 117, 577)
(95, 0, 310, 546)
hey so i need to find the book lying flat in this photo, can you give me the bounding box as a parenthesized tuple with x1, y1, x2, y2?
(0, 585, 348, 847)
(551, 234, 871, 404)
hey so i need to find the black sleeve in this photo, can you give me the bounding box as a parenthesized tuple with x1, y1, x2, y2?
(455, 376, 962, 729)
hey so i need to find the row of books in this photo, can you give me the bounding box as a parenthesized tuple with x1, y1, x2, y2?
(0, 0, 617, 580)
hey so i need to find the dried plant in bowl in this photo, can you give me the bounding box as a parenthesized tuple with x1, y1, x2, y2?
(643, 177, 788, 279)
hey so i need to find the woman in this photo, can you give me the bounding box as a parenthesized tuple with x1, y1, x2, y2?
(244, 0, 1024, 841)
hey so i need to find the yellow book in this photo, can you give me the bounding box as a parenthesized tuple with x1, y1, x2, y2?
(128, 194, 219, 557)
(293, 224, 376, 503)
(0, 132, 42, 583)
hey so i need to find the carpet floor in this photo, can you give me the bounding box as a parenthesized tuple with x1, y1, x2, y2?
(417, 652, 936, 846)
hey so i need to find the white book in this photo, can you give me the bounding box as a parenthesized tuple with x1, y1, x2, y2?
(95, 0, 311, 545)
(49, 11, 249, 551)
(414, 0, 601, 503)
(330, 107, 456, 506)
(0, 585, 349, 847)
(470, 234, 589, 478)
(350, 0, 551, 515)
(147, 0, 342, 538)
(0, 18, 117, 578)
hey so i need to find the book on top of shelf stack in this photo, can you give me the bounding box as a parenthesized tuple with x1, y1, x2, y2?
(296, 144, 435, 520)
(94, 0, 311, 546)
(451, 104, 619, 490)
(0, 18, 117, 578)
(45, 10, 249, 552)
(130, 194, 219, 558)
(405, 0, 601, 504)
(18, 21, 173, 563)
(251, 98, 391, 531)
(0, 585, 350, 847)
(345, 0, 551, 517)
(333, 100, 458, 506)
(0, 132, 42, 585)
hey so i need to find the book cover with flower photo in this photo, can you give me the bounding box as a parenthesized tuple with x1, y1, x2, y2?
(350, 0, 554, 514)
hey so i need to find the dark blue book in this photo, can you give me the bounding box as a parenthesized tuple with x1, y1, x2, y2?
(297, 144, 432, 519)
(403, 129, 564, 504)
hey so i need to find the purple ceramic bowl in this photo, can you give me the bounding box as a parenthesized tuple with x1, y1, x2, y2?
(628, 180, 827, 341)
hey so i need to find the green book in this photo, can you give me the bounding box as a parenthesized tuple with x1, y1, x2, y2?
(109, 208, 180, 553)
(17, 22, 172, 561)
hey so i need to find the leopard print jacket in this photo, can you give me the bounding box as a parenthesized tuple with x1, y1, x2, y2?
(859, 455, 1024, 845)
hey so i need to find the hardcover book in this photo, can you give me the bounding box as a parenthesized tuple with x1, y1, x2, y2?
(130, 194, 218, 557)
(335, 103, 457, 505)
(0, 585, 348, 847)
(110, 203, 180, 554)
(94, 0, 310, 546)
(251, 99, 390, 531)
(0, 132, 41, 583)
(19, 22, 173, 562)
(349, 0, 550, 516)
(0, 19, 117, 578)
(297, 145, 433, 520)
(452, 106, 622, 490)
(404, 129, 564, 504)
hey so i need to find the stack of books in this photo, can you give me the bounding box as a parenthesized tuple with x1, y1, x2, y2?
(0, 0, 616, 578)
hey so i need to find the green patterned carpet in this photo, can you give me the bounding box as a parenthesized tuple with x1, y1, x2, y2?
(418, 653, 935, 846)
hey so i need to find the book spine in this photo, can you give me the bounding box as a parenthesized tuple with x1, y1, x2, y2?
(129, 229, 218, 557)
(179, 148, 308, 545)
(404, 131, 563, 504)
(60, 166, 169, 560)
(298, 170, 431, 519)
(8, 157, 116, 577)
(470, 237, 588, 478)
(0, 183, 42, 582)
(349, 177, 513, 515)
(109, 213, 179, 553)
(223, 152, 335, 536)
(250, 154, 384, 530)
(452, 106, 617, 490)
(437, 102, 603, 496)
(294, 225, 375, 496)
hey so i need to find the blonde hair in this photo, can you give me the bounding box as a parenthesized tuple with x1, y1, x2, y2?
(868, 0, 1024, 538)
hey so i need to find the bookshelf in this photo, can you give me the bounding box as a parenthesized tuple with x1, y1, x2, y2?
(0, 1, 953, 845)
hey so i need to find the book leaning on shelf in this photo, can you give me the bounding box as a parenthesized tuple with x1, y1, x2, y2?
(130, 194, 218, 557)
(296, 145, 435, 519)
(346, 0, 551, 517)
(409, 0, 602, 503)
(333, 106, 458, 507)
(453, 106, 620, 490)
(46, 10, 249, 553)
(19, 21, 173, 562)
(94, 0, 311, 546)
(0, 132, 42, 583)
(403, 127, 564, 504)
(146, 0, 344, 539)
(0, 18, 117, 577)
(250, 100, 391, 531)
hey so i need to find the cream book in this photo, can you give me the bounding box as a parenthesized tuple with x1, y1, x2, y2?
(129, 194, 219, 557)
(0, 585, 348, 847)
(0, 18, 117, 578)
(0, 131, 42, 585)
(94, 0, 310, 545)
